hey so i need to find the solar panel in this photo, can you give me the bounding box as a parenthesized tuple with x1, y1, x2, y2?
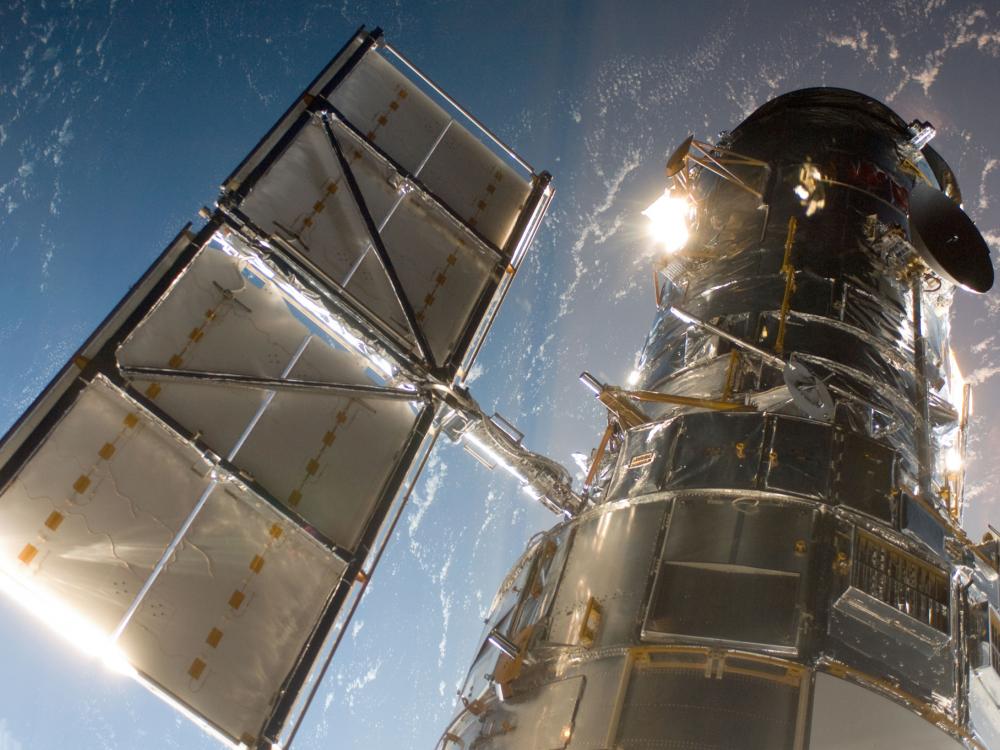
(0, 25, 551, 749)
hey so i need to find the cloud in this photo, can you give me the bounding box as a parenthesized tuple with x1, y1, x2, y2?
(0, 719, 23, 750)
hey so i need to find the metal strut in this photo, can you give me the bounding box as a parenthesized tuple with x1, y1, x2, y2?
(119, 365, 424, 400)
(319, 112, 438, 371)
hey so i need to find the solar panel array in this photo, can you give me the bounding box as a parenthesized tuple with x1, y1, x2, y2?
(0, 26, 551, 748)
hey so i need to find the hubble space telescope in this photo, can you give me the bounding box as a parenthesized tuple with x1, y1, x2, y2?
(1, 24, 999, 750)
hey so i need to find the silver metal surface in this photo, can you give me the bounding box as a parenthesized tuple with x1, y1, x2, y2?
(441, 88, 999, 750)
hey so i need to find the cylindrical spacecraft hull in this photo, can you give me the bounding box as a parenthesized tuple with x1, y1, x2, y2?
(440, 89, 1000, 749)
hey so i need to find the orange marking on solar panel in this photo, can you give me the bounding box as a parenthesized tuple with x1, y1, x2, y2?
(249, 555, 265, 574)
(188, 658, 206, 679)
(228, 590, 245, 610)
(98, 442, 116, 460)
(18, 544, 38, 565)
(73, 475, 91, 494)
(206, 628, 223, 648)
(44, 511, 64, 531)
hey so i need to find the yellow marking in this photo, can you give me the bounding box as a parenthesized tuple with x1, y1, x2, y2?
(352, 149, 363, 160)
(73, 475, 91, 494)
(240, 735, 256, 747)
(168, 354, 183, 368)
(377, 115, 387, 126)
(477, 200, 487, 210)
(188, 328, 204, 342)
(397, 88, 408, 98)
(735, 442, 747, 460)
(98, 443, 116, 460)
(306, 459, 320, 476)
(145, 383, 162, 399)
(578, 596, 603, 647)
(326, 182, 338, 195)
(206, 628, 223, 648)
(303, 216, 313, 228)
(228, 590, 245, 610)
(249, 555, 265, 574)
(366, 130, 376, 140)
(436, 273, 447, 285)
(446, 254, 457, 265)
(628, 451, 656, 470)
(287, 489, 302, 507)
(467, 217, 478, 227)
(73, 355, 90, 370)
(389, 101, 399, 110)
(188, 658, 206, 679)
(123, 413, 139, 429)
(44, 511, 64, 531)
(18, 544, 38, 565)
(494, 169, 503, 181)
(204, 309, 216, 320)
(322, 430, 336, 446)
(313, 201, 325, 213)
(269, 524, 283, 540)
(486, 184, 496, 194)
(336, 411, 347, 424)
(424, 293, 435, 306)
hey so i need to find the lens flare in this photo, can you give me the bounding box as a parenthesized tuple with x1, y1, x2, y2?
(642, 191, 692, 253)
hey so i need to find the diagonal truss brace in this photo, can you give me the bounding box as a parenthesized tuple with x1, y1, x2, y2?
(319, 112, 438, 371)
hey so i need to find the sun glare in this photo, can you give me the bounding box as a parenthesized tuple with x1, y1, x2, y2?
(642, 190, 692, 253)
